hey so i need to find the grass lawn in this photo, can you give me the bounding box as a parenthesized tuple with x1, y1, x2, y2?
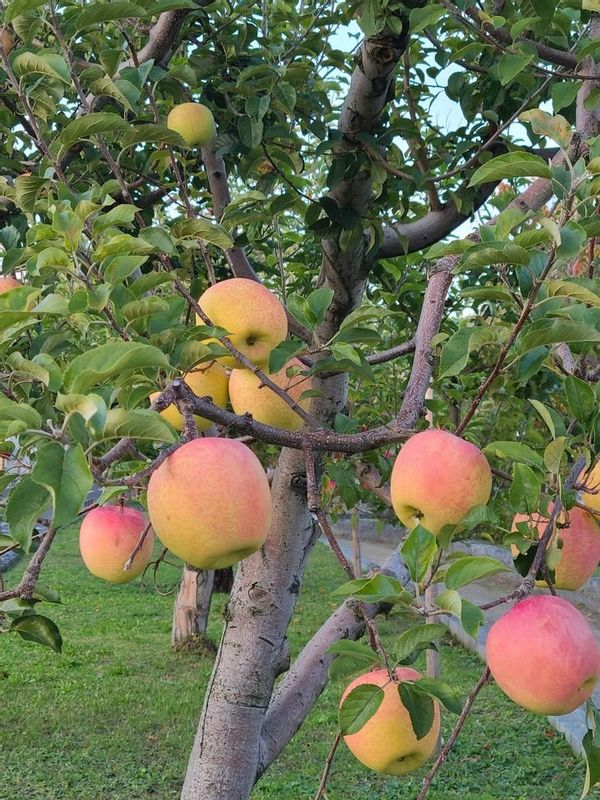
(1, 531, 595, 800)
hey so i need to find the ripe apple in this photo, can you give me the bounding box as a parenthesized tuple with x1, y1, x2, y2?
(486, 595, 600, 715)
(511, 507, 600, 591)
(146, 437, 272, 569)
(390, 429, 492, 535)
(150, 362, 229, 433)
(580, 461, 600, 515)
(196, 277, 288, 368)
(229, 358, 311, 430)
(340, 667, 440, 775)
(79, 504, 153, 584)
(0, 276, 21, 293)
(167, 102, 216, 147)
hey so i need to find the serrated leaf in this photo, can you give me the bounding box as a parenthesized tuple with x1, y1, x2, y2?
(396, 623, 447, 663)
(64, 341, 169, 393)
(12, 52, 69, 84)
(6, 478, 50, 551)
(268, 340, 305, 373)
(509, 462, 541, 515)
(546, 280, 600, 308)
(74, 1, 147, 31)
(102, 408, 177, 443)
(4, 0, 47, 22)
(484, 441, 544, 469)
(121, 123, 186, 148)
(469, 152, 551, 187)
(31, 443, 93, 528)
(401, 525, 437, 584)
(398, 683, 435, 740)
(565, 376, 596, 425)
(333, 574, 411, 605)
(10, 614, 62, 652)
(518, 319, 600, 353)
(445, 556, 508, 590)
(528, 399, 556, 439)
(412, 677, 463, 715)
(172, 219, 234, 250)
(59, 113, 131, 149)
(339, 683, 385, 735)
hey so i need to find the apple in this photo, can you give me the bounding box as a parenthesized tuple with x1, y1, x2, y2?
(146, 437, 272, 569)
(580, 461, 600, 515)
(167, 102, 216, 147)
(511, 507, 600, 591)
(196, 277, 288, 368)
(150, 362, 229, 433)
(79, 504, 153, 584)
(340, 667, 440, 775)
(390, 429, 492, 535)
(486, 595, 600, 715)
(229, 358, 311, 430)
(0, 276, 21, 293)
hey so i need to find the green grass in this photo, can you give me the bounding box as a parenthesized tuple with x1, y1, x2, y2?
(1, 532, 595, 800)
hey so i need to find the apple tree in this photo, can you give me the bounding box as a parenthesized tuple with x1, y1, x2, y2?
(1, 1, 600, 799)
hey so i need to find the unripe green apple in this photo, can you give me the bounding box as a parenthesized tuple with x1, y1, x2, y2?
(167, 102, 216, 147)
(390, 429, 492, 535)
(340, 667, 440, 775)
(486, 595, 600, 715)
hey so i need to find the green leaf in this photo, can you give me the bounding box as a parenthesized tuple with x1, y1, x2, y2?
(121, 123, 186, 148)
(10, 614, 62, 653)
(74, 2, 147, 31)
(497, 51, 535, 86)
(509, 463, 541, 515)
(581, 711, 600, 798)
(31, 443, 93, 528)
(469, 152, 552, 187)
(544, 436, 567, 474)
(328, 640, 383, 663)
(396, 623, 447, 663)
(333, 574, 411, 605)
(564, 376, 596, 425)
(172, 219, 234, 250)
(64, 341, 169, 393)
(59, 113, 131, 149)
(306, 288, 334, 325)
(545, 280, 600, 308)
(104, 255, 149, 284)
(5, 0, 47, 22)
(401, 525, 437, 584)
(339, 683, 385, 736)
(461, 599, 485, 639)
(518, 319, 600, 353)
(238, 115, 264, 149)
(439, 328, 473, 378)
(528, 399, 556, 439)
(445, 556, 508, 590)
(267, 340, 306, 373)
(484, 441, 544, 469)
(6, 478, 50, 551)
(12, 52, 70, 84)
(412, 677, 463, 715)
(0, 393, 42, 432)
(398, 683, 435, 740)
(102, 409, 177, 443)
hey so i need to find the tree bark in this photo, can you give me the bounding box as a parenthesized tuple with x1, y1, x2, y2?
(172, 566, 215, 647)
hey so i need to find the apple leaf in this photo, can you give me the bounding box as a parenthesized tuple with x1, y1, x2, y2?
(6, 477, 50, 551)
(412, 677, 464, 715)
(64, 341, 169, 393)
(581, 707, 600, 799)
(398, 682, 435, 740)
(10, 614, 63, 653)
(445, 556, 509, 590)
(401, 525, 437, 584)
(332, 574, 412, 605)
(328, 641, 382, 680)
(338, 683, 385, 735)
(395, 623, 447, 664)
(31, 442, 93, 528)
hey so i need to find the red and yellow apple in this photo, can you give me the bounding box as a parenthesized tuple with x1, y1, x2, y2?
(340, 667, 440, 775)
(167, 102, 216, 147)
(511, 508, 600, 591)
(486, 595, 600, 715)
(229, 358, 311, 430)
(79, 504, 153, 584)
(390, 429, 492, 534)
(0, 275, 21, 293)
(150, 362, 229, 433)
(146, 437, 272, 569)
(197, 277, 288, 368)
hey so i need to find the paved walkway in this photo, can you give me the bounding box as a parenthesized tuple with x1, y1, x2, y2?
(330, 534, 600, 756)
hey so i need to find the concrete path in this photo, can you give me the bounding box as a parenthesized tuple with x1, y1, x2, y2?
(329, 534, 600, 757)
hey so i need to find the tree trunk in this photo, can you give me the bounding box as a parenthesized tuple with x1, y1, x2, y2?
(172, 566, 215, 647)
